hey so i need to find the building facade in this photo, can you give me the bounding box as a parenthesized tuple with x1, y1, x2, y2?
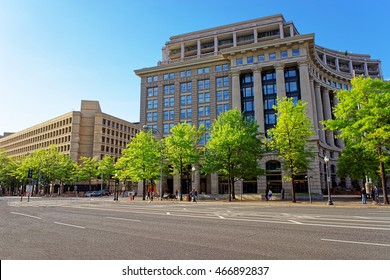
(134, 14, 382, 199)
(0, 100, 140, 163)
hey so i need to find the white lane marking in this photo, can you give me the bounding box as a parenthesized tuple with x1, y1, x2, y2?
(10, 212, 42, 220)
(353, 216, 371, 220)
(218, 215, 225, 219)
(322, 238, 390, 247)
(167, 212, 170, 215)
(56, 205, 390, 231)
(289, 220, 302, 224)
(106, 217, 141, 222)
(53, 222, 85, 229)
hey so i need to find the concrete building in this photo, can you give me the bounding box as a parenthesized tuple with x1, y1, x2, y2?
(0, 100, 140, 162)
(135, 14, 382, 199)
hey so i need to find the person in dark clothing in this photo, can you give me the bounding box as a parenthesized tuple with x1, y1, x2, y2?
(371, 187, 376, 204)
(265, 187, 269, 201)
(361, 187, 367, 204)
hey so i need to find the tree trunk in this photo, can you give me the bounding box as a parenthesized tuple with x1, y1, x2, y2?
(142, 178, 146, 200)
(291, 171, 296, 203)
(378, 146, 389, 204)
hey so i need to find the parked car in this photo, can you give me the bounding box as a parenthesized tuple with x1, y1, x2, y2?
(84, 191, 97, 197)
(94, 189, 111, 196)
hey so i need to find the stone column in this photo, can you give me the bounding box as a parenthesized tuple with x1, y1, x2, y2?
(233, 32, 237, 47)
(279, 22, 284, 39)
(298, 61, 316, 131)
(253, 29, 258, 43)
(314, 83, 326, 143)
(322, 88, 335, 146)
(195, 40, 200, 58)
(364, 62, 369, 77)
(349, 60, 353, 75)
(289, 25, 294, 37)
(322, 53, 327, 64)
(214, 36, 218, 54)
(275, 64, 286, 99)
(181, 42, 185, 61)
(191, 165, 201, 194)
(335, 57, 340, 71)
(252, 67, 265, 133)
(232, 71, 241, 112)
(310, 78, 319, 136)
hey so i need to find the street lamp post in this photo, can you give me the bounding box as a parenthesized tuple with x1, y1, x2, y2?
(324, 156, 333, 205)
(305, 175, 312, 203)
(114, 173, 118, 201)
(143, 125, 163, 200)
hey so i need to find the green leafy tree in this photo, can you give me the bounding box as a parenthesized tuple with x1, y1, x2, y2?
(337, 145, 379, 182)
(77, 156, 99, 191)
(14, 146, 75, 195)
(323, 77, 390, 204)
(115, 131, 161, 200)
(0, 149, 18, 193)
(267, 97, 314, 203)
(163, 122, 205, 201)
(98, 155, 115, 189)
(203, 109, 264, 201)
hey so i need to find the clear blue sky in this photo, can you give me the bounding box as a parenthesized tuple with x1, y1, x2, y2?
(1, 0, 389, 133)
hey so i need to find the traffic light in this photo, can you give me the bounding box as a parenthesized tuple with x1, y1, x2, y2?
(115, 178, 119, 186)
(28, 168, 33, 179)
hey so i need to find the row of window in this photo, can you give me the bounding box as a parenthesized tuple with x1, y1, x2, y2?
(101, 136, 128, 148)
(101, 118, 138, 135)
(0, 117, 73, 145)
(236, 49, 300, 66)
(101, 128, 132, 140)
(147, 101, 230, 123)
(147, 89, 230, 109)
(146, 64, 230, 82)
(100, 145, 122, 155)
(148, 77, 229, 97)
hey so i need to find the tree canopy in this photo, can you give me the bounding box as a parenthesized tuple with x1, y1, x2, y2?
(203, 109, 264, 201)
(323, 77, 390, 204)
(267, 97, 314, 203)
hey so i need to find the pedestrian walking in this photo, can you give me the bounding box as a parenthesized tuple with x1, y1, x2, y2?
(361, 187, 367, 204)
(374, 186, 379, 204)
(265, 187, 269, 201)
(371, 187, 376, 204)
(281, 188, 285, 200)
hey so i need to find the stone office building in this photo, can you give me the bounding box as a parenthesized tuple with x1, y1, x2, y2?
(0, 100, 140, 163)
(135, 14, 382, 199)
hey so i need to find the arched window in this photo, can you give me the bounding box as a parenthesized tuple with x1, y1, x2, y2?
(266, 161, 282, 193)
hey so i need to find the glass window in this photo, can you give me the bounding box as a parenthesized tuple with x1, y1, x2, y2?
(198, 106, 210, 117)
(180, 82, 192, 93)
(242, 87, 254, 97)
(258, 55, 265, 62)
(217, 90, 230, 101)
(147, 77, 152, 83)
(269, 53, 276, 60)
(285, 69, 297, 78)
(163, 84, 174, 95)
(281, 51, 288, 58)
(292, 49, 300, 56)
(163, 97, 174, 107)
(286, 81, 297, 92)
(247, 56, 254, 64)
(264, 98, 276, 110)
(216, 65, 221, 72)
(198, 79, 210, 90)
(180, 95, 192, 105)
(222, 64, 229, 71)
(198, 92, 210, 103)
(263, 84, 277, 95)
(265, 113, 276, 124)
(243, 101, 253, 112)
(236, 58, 243, 65)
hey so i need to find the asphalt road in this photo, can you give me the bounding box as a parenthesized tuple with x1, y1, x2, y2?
(1, 196, 389, 260)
